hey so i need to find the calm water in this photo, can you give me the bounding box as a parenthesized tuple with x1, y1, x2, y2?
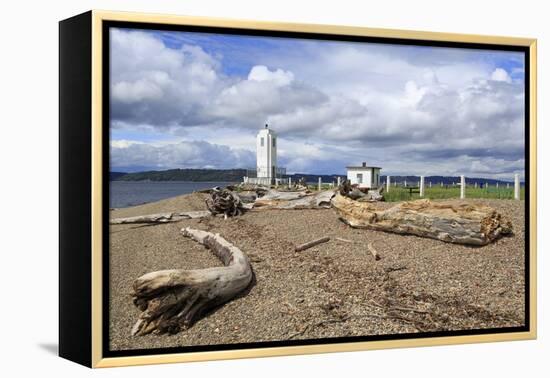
(110, 181, 234, 208)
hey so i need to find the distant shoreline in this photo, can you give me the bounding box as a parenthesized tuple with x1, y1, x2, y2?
(110, 168, 522, 185)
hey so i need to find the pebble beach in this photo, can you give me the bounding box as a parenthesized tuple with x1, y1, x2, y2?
(109, 192, 526, 351)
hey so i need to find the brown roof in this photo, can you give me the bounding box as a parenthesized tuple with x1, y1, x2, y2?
(346, 166, 382, 170)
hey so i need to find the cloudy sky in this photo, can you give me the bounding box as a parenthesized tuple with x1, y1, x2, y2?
(110, 27, 526, 179)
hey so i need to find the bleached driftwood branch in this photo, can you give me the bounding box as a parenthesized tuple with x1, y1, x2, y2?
(110, 211, 212, 225)
(295, 237, 331, 252)
(367, 242, 381, 260)
(131, 227, 253, 336)
(335, 237, 353, 243)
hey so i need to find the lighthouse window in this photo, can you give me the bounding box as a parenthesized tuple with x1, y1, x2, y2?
(272, 138, 276, 147)
(261, 137, 264, 147)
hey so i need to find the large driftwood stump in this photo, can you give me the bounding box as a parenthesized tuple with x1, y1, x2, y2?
(331, 194, 512, 245)
(206, 188, 246, 218)
(131, 227, 253, 336)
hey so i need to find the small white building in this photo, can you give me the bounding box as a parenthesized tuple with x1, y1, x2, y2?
(346, 162, 382, 189)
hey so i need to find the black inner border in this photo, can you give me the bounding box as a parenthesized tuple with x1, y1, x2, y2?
(102, 20, 531, 358)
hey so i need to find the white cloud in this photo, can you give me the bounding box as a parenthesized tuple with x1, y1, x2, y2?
(404, 81, 428, 106)
(248, 65, 294, 86)
(110, 139, 144, 148)
(109, 29, 525, 178)
(209, 74, 327, 128)
(112, 78, 165, 103)
(491, 68, 512, 83)
(110, 29, 227, 127)
(110, 139, 255, 171)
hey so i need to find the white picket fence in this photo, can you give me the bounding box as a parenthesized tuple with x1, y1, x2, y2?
(286, 174, 522, 201)
(385, 173, 522, 200)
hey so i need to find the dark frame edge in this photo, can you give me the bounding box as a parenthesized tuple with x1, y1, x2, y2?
(59, 10, 93, 368)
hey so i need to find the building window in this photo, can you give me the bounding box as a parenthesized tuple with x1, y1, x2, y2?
(272, 137, 276, 147)
(357, 173, 363, 184)
(261, 137, 264, 147)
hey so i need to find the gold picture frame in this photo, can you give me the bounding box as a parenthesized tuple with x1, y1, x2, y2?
(59, 9, 537, 368)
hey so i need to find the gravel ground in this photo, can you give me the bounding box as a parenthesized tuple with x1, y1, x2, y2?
(109, 193, 525, 351)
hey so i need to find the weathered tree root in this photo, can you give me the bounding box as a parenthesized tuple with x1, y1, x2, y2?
(110, 211, 212, 225)
(206, 188, 246, 218)
(131, 227, 253, 336)
(332, 194, 512, 245)
(338, 179, 353, 196)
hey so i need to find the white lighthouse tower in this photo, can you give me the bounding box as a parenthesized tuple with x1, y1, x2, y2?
(256, 124, 277, 185)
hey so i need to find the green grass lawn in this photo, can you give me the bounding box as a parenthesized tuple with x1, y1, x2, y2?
(307, 183, 336, 191)
(297, 182, 524, 202)
(383, 186, 525, 202)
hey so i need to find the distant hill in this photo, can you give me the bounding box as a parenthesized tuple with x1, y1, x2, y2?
(110, 169, 520, 185)
(113, 168, 247, 182)
(112, 169, 348, 183)
(110, 171, 128, 181)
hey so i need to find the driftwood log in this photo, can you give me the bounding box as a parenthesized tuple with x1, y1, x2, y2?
(338, 179, 384, 201)
(363, 186, 385, 202)
(258, 189, 308, 201)
(238, 183, 270, 195)
(131, 227, 253, 336)
(331, 194, 512, 245)
(338, 179, 366, 200)
(110, 211, 211, 225)
(237, 191, 258, 203)
(254, 190, 335, 210)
